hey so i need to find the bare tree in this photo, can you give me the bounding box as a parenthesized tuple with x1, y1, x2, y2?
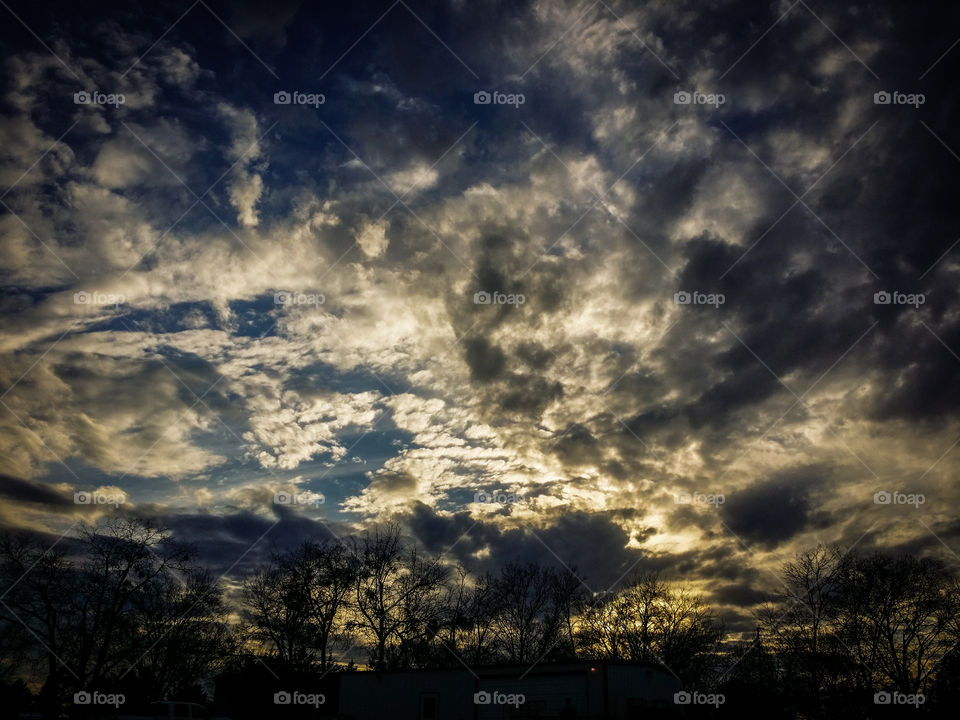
(835, 552, 959, 695)
(577, 572, 721, 685)
(757, 546, 960, 716)
(0, 518, 231, 719)
(757, 545, 851, 717)
(0, 531, 75, 720)
(352, 525, 447, 669)
(491, 563, 566, 663)
(242, 539, 357, 671)
(300, 540, 359, 669)
(126, 564, 236, 699)
(578, 573, 667, 661)
(460, 569, 500, 665)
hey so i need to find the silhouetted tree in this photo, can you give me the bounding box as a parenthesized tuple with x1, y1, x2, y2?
(242, 539, 357, 672)
(757, 545, 852, 718)
(445, 566, 500, 665)
(0, 518, 232, 719)
(352, 524, 447, 669)
(577, 572, 722, 686)
(835, 552, 959, 695)
(492, 562, 571, 663)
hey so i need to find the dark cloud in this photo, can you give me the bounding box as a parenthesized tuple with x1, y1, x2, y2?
(514, 341, 555, 371)
(0, 0, 958, 631)
(499, 372, 563, 418)
(141, 508, 351, 577)
(407, 503, 641, 589)
(463, 336, 507, 382)
(551, 423, 603, 467)
(720, 467, 826, 549)
(711, 582, 771, 608)
(0, 474, 72, 507)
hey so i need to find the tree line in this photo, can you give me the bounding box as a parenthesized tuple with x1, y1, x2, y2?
(1, 518, 959, 718)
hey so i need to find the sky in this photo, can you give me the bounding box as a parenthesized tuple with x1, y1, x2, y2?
(1, 0, 959, 636)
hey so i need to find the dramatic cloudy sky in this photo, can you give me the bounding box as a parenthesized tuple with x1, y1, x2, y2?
(1, 0, 959, 634)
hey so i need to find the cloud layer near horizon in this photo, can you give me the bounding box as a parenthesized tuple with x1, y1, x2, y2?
(1, 0, 959, 633)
